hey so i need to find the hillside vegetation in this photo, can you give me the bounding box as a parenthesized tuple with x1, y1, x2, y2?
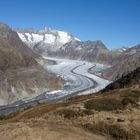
(0, 68, 140, 140)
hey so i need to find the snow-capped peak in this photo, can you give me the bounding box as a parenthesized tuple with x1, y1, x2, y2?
(111, 46, 129, 53)
(16, 27, 80, 48)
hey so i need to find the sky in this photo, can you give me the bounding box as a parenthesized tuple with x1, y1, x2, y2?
(0, 0, 140, 48)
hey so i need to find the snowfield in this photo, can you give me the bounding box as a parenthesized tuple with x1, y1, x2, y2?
(17, 28, 80, 47)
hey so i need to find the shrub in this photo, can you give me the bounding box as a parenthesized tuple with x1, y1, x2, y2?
(0, 112, 19, 120)
(122, 97, 138, 106)
(82, 122, 137, 140)
(121, 90, 140, 106)
(82, 109, 94, 115)
(55, 108, 94, 120)
(56, 109, 83, 119)
(122, 90, 140, 99)
(84, 98, 123, 111)
(131, 90, 140, 98)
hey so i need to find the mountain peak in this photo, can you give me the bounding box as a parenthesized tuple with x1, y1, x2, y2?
(0, 23, 12, 37)
(16, 27, 80, 47)
(0, 23, 10, 29)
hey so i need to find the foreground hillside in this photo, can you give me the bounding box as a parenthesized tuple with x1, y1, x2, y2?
(0, 23, 62, 105)
(0, 68, 140, 140)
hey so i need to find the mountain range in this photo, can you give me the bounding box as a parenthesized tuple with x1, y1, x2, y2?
(16, 28, 122, 64)
(16, 27, 140, 81)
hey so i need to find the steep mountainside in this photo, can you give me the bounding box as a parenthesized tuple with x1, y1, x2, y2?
(103, 67, 140, 92)
(0, 24, 39, 59)
(0, 23, 62, 105)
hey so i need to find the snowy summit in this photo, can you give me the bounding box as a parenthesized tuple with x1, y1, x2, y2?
(16, 27, 80, 48)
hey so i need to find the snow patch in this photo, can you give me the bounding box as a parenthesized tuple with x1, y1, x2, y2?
(25, 33, 32, 42)
(58, 31, 71, 44)
(74, 37, 81, 41)
(46, 90, 63, 95)
(32, 33, 43, 42)
(18, 33, 27, 42)
(44, 34, 56, 44)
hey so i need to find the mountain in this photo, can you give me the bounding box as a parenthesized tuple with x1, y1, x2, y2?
(35, 39, 117, 64)
(16, 27, 140, 80)
(16, 28, 80, 49)
(0, 23, 62, 105)
(104, 44, 140, 80)
(50, 40, 114, 63)
(111, 46, 129, 54)
(16, 28, 119, 64)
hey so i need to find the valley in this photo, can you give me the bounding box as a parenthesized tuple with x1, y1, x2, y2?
(1, 0, 140, 139)
(0, 56, 110, 115)
(0, 23, 140, 140)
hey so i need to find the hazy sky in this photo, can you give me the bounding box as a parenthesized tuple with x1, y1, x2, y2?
(0, 0, 140, 48)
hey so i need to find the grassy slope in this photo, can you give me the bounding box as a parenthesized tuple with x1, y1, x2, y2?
(0, 69, 140, 140)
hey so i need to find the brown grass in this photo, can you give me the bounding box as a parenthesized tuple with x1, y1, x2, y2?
(0, 88, 140, 140)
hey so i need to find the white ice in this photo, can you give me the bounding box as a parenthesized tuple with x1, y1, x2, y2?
(43, 56, 110, 98)
(58, 31, 71, 44)
(44, 34, 56, 44)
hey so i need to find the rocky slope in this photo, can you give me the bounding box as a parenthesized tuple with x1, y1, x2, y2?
(104, 44, 140, 80)
(0, 23, 62, 105)
(48, 40, 113, 63)
(111, 46, 129, 54)
(103, 67, 140, 92)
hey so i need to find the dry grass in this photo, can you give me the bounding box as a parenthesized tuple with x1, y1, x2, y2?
(0, 88, 140, 140)
(0, 119, 107, 140)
